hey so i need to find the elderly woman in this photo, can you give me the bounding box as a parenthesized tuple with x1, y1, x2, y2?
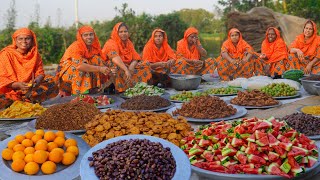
(56, 26, 112, 96)
(102, 22, 152, 92)
(175, 27, 216, 75)
(260, 27, 288, 77)
(0, 28, 58, 108)
(142, 28, 176, 86)
(216, 28, 266, 80)
(288, 20, 320, 74)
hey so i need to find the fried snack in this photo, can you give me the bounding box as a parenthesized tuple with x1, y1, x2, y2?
(0, 101, 46, 118)
(231, 90, 278, 107)
(82, 110, 193, 147)
(173, 95, 236, 119)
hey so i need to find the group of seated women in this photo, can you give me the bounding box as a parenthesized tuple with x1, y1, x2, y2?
(0, 20, 319, 108)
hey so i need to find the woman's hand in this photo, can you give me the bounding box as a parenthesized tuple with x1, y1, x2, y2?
(124, 69, 132, 82)
(99, 66, 111, 75)
(259, 53, 267, 59)
(296, 49, 305, 60)
(128, 62, 137, 73)
(304, 62, 313, 74)
(12, 82, 30, 91)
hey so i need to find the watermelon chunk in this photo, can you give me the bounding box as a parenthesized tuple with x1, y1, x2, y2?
(307, 156, 318, 168)
(246, 133, 256, 142)
(231, 137, 244, 147)
(267, 163, 291, 178)
(268, 151, 280, 161)
(288, 146, 309, 157)
(255, 130, 267, 139)
(256, 136, 269, 147)
(279, 142, 293, 151)
(247, 154, 266, 165)
(280, 158, 291, 173)
(256, 120, 272, 130)
(268, 133, 280, 147)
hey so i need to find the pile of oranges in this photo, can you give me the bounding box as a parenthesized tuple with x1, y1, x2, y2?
(1, 130, 79, 175)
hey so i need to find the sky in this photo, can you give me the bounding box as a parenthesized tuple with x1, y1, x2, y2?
(0, 0, 220, 29)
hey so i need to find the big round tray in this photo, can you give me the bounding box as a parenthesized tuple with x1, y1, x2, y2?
(166, 104, 247, 122)
(80, 135, 191, 180)
(0, 131, 90, 180)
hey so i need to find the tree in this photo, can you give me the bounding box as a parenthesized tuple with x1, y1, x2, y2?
(286, 0, 320, 24)
(5, 0, 17, 30)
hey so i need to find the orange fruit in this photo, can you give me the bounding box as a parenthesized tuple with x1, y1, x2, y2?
(31, 134, 42, 144)
(21, 139, 34, 147)
(62, 152, 76, 165)
(35, 129, 45, 137)
(49, 150, 63, 163)
(37, 139, 48, 145)
(24, 162, 40, 175)
(55, 131, 65, 138)
(24, 131, 35, 139)
(1, 148, 14, 160)
(13, 144, 25, 152)
(11, 159, 26, 172)
(24, 147, 35, 155)
(24, 154, 34, 163)
(35, 142, 48, 151)
(15, 134, 25, 143)
(47, 142, 58, 152)
(33, 150, 48, 164)
(41, 161, 57, 174)
(7, 140, 19, 149)
(64, 138, 77, 148)
(44, 131, 56, 142)
(53, 137, 65, 147)
(66, 146, 79, 156)
(51, 148, 64, 155)
(12, 151, 25, 161)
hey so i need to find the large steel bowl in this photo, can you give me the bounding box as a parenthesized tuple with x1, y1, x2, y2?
(169, 74, 201, 91)
(313, 82, 320, 96)
(300, 75, 320, 95)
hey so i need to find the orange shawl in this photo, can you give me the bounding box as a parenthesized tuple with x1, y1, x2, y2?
(0, 28, 44, 95)
(176, 27, 201, 60)
(290, 20, 320, 59)
(261, 27, 288, 63)
(102, 22, 141, 64)
(60, 26, 103, 62)
(142, 29, 176, 62)
(221, 28, 253, 59)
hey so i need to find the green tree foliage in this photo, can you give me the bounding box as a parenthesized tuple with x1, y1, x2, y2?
(286, 0, 320, 24)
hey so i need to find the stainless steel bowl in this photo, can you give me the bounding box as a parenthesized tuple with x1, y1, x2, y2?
(300, 75, 320, 95)
(201, 74, 221, 82)
(169, 74, 201, 91)
(313, 83, 320, 96)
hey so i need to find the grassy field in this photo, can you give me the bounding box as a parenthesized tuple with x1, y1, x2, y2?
(200, 33, 226, 58)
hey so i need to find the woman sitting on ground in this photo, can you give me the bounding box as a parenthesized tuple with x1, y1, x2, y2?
(0, 28, 58, 108)
(102, 22, 152, 92)
(55, 26, 112, 96)
(175, 27, 216, 75)
(260, 27, 288, 77)
(215, 28, 266, 80)
(287, 20, 320, 74)
(142, 28, 176, 86)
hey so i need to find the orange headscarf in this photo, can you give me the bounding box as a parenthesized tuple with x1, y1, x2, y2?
(221, 28, 253, 59)
(142, 29, 176, 62)
(290, 20, 320, 59)
(0, 28, 44, 95)
(60, 25, 103, 62)
(102, 22, 141, 64)
(176, 27, 201, 60)
(261, 27, 288, 63)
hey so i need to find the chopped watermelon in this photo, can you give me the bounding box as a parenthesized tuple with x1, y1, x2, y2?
(256, 136, 269, 147)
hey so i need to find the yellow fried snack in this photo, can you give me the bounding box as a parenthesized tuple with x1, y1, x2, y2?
(0, 101, 46, 118)
(301, 106, 320, 116)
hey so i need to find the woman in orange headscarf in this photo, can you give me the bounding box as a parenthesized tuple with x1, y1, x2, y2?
(175, 27, 216, 75)
(287, 20, 320, 74)
(0, 28, 58, 109)
(102, 22, 152, 92)
(216, 28, 266, 80)
(142, 28, 176, 86)
(260, 27, 288, 77)
(56, 26, 112, 95)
